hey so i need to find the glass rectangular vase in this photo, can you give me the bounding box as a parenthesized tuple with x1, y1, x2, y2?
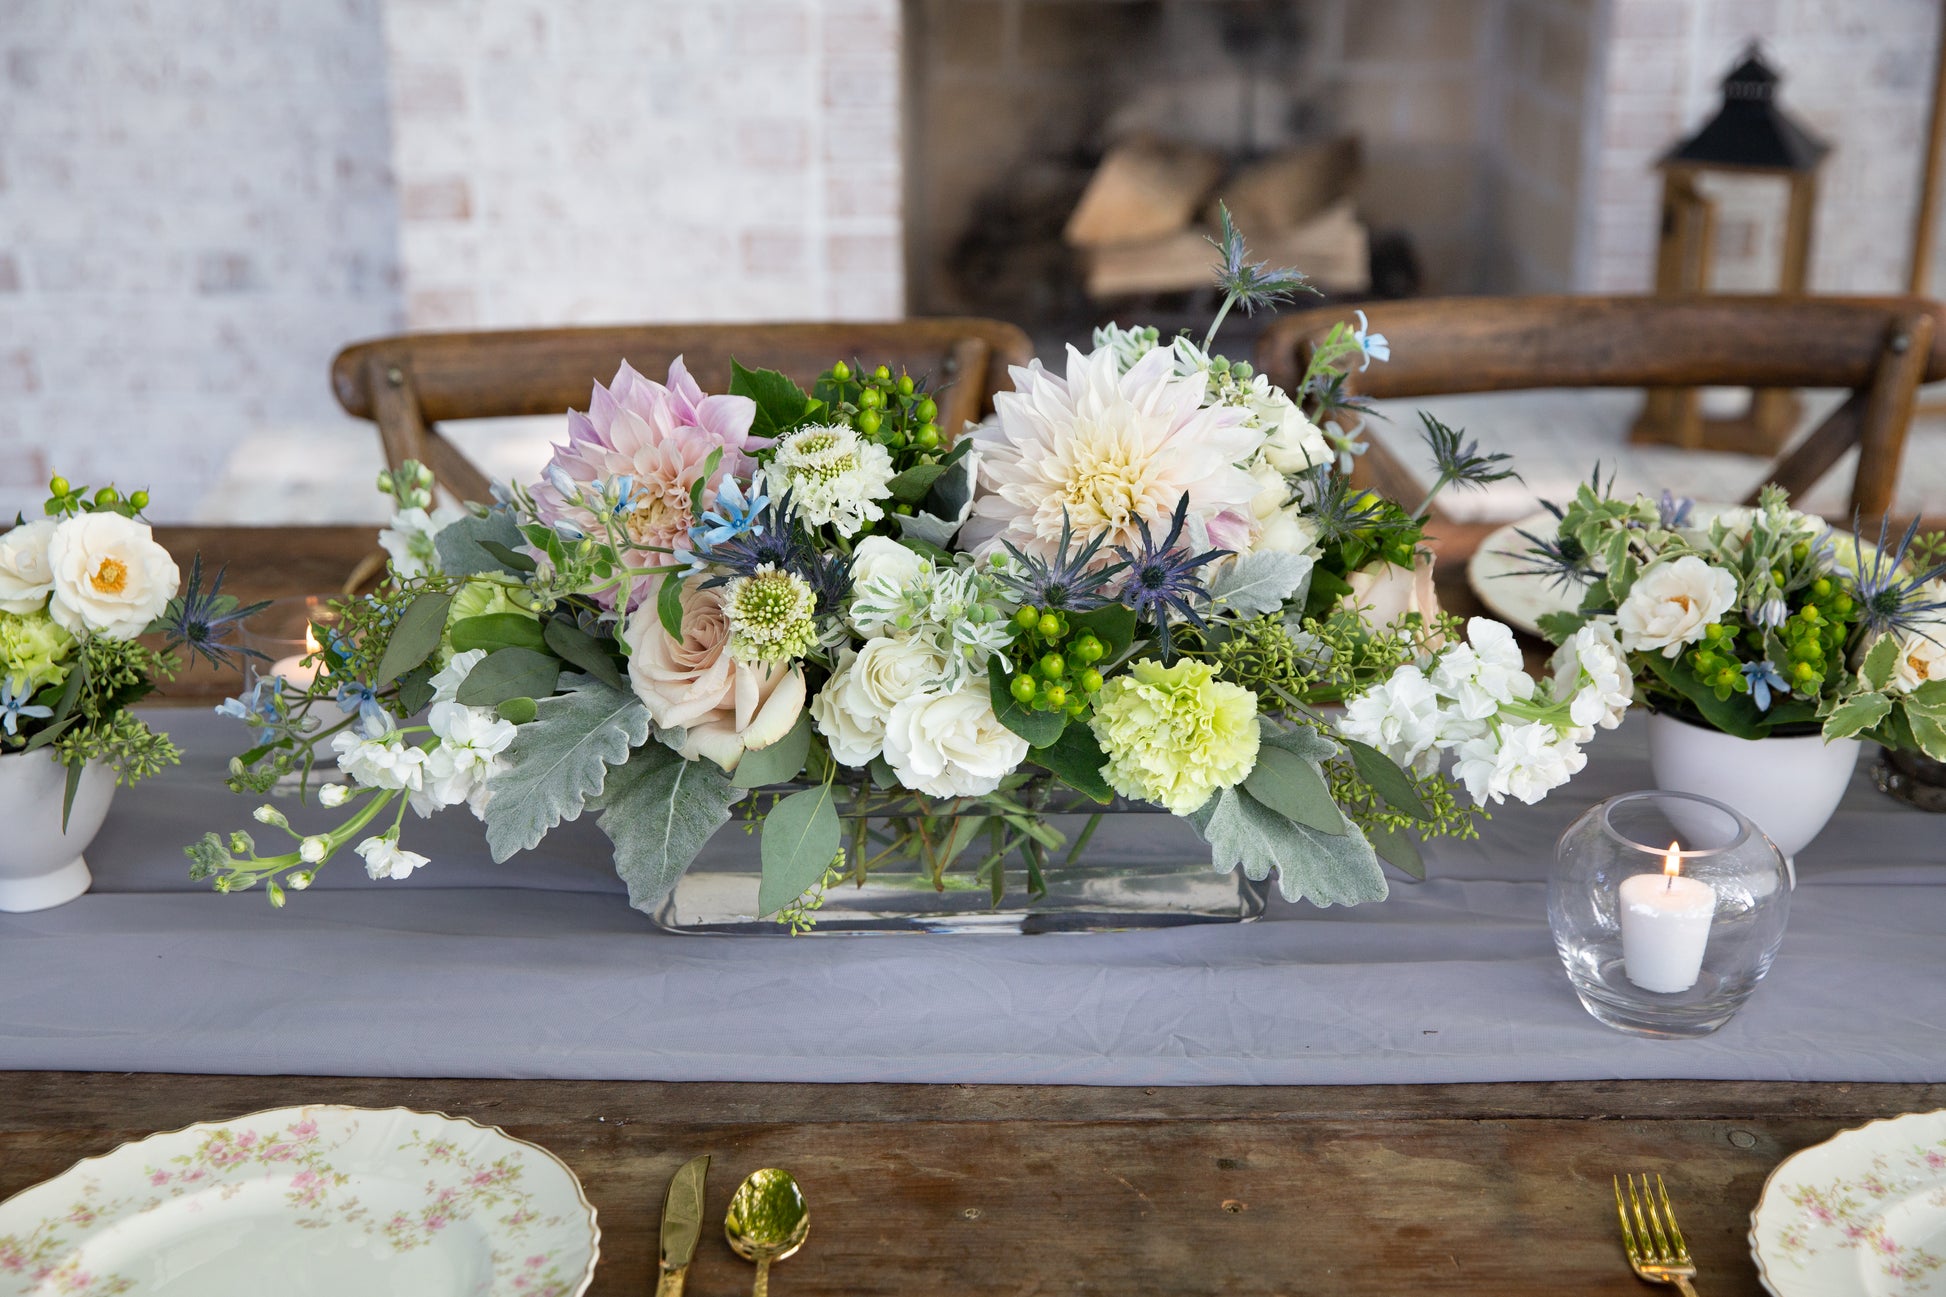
(652, 796, 1267, 936)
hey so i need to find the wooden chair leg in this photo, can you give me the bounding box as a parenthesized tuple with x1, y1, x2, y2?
(1852, 310, 1935, 527)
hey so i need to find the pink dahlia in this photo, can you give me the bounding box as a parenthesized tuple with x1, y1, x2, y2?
(533, 358, 759, 574)
(962, 344, 1263, 563)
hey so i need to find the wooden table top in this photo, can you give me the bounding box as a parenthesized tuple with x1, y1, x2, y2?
(38, 523, 1922, 1293)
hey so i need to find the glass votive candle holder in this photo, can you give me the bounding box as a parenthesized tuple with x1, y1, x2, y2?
(237, 596, 342, 692)
(1549, 790, 1791, 1038)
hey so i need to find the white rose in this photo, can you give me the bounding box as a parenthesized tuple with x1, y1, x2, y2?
(1260, 402, 1331, 474)
(0, 519, 58, 614)
(624, 577, 805, 772)
(812, 636, 949, 767)
(1241, 462, 1322, 558)
(45, 512, 180, 639)
(882, 676, 1029, 797)
(850, 535, 925, 591)
(1615, 555, 1737, 658)
(1891, 620, 1946, 694)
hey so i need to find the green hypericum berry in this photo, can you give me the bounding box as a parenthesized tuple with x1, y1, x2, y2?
(856, 410, 882, 436)
(94, 486, 119, 506)
(1800, 605, 1822, 625)
(1812, 578, 1832, 598)
(1037, 613, 1062, 640)
(1010, 674, 1036, 704)
(858, 387, 882, 411)
(128, 490, 150, 510)
(1079, 667, 1104, 693)
(1040, 652, 1066, 678)
(872, 364, 891, 382)
(1063, 697, 1087, 719)
(1831, 593, 1854, 616)
(896, 374, 915, 397)
(1073, 635, 1103, 663)
(1042, 683, 1068, 709)
(915, 427, 940, 450)
(915, 397, 938, 422)
(1014, 606, 1040, 632)
(831, 361, 851, 381)
(48, 475, 70, 497)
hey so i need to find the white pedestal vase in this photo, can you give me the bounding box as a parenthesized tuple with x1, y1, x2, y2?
(0, 752, 117, 913)
(1645, 712, 1861, 885)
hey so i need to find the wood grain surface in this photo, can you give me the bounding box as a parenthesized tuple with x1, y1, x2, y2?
(1, 1073, 1936, 1296)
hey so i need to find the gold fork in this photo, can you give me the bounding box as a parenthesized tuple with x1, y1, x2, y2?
(1615, 1174, 1700, 1296)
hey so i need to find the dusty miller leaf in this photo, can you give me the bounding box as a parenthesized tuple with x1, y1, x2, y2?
(482, 676, 652, 861)
(597, 742, 742, 913)
(1190, 785, 1387, 907)
(1208, 551, 1315, 616)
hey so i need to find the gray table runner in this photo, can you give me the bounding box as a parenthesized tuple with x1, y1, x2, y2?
(1, 709, 1940, 1084)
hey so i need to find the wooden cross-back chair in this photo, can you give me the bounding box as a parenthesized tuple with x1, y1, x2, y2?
(1254, 295, 1946, 527)
(331, 319, 1036, 503)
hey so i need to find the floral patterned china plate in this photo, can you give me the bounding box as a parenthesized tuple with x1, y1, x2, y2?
(0, 1105, 598, 1297)
(1751, 1109, 1946, 1297)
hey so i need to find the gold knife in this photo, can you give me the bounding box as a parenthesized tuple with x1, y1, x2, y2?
(655, 1153, 710, 1297)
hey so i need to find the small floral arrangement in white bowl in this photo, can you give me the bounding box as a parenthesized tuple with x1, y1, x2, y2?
(192, 213, 1608, 925)
(0, 476, 258, 909)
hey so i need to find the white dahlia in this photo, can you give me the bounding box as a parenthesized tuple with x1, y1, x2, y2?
(962, 344, 1263, 563)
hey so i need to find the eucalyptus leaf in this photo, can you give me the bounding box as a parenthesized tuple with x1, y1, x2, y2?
(885, 462, 947, 504)
(374, 590, 453, 687)
(543, 617, 626, 691)
(394, 662, 436, 715)
(732, 710, 813, 788)
(1243, 744, 1344, 834)
(1029, 723, 1112, 802)
(455, 647, 562, 708)
(1343, 739, 1435, 821)
(481, 676, 652, 860)
(758, 784, 840, 917)
(449, 613, 549, 655)
(496, 696, 538, 725)
(1368, 823, 1426, 880)
(1190, 785, 1387, 906)
(1208, 551, 1315, 616)
(988, 655, 1065, 747)
(435, 507, 527, 577)
(597, 742, 741, 912)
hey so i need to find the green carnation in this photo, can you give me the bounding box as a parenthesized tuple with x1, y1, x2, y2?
(1089, 658, 1260, 815)
(438, 579, 538, 665)
(0, 609, 76, 697)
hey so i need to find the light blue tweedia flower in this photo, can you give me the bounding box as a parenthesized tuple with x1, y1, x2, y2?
(215, 674, 281, 725)
(1352, 309, 1390, 371)
(1657, 490, 1694, 530)
(1742, 660, 1789, 712)
(336, 682, 390, 735)
(691, 476, 770, 553)
(1753, 597, 1789, 630)
(0, 680, 53, 737)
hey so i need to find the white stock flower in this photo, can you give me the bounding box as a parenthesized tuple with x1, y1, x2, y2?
(811, 637, 950, 768)
(330, 723, 429, 792)
(0, 519, 58, 614)
(1615, 556, 1737, 658)
(429, 648, 488, 704)
(377, 504, 467, 579)
(1454, 721, 1586, 807)
(1337, 665, 1445, 775)
(1550, 621, 1633, 735)
(298, 836, 328, 864)
(422, 704, 517, 817)
(355, 835, 430, 881)
(318, 783, 352, 808)
(1430, 617, 1535, 720)
(769, 424, 895, 537)
(45, 512, 180, 639)
(882, 675, 1030, 797)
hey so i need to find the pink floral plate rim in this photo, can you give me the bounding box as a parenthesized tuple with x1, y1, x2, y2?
(0, 1103, 600, 1297)
(1750, 1108, 1946, 1297)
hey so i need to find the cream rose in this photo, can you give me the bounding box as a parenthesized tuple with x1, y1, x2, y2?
(1243, 462, 1321, 558)
(625, 577, 805, 772)
(1259, 403, 1331, 474)
(46, 512, 180, 639)
(1891, 619, 1946, 694)
(882, 676, 1029, 797)
(848, 536, 927, 635)
(1342, 553, 1440, 641)
(0, 519, 58, 614)
(811, 636, 949, 767)
(1615, 555, 1737, 658)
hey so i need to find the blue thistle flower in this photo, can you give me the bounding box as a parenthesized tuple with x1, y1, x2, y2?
(1849, 515, 1946, 640)
(153, 553, 272, 671)
(1111, 495, 1229, 661)
(700, 490, 850, 617)
(998, 511, 1126, 613)
(1657, 490, 1694, 530)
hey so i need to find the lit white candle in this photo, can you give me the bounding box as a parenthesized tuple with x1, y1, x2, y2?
(269, 624, 324, 690)
(1619, 841, 1716, 994)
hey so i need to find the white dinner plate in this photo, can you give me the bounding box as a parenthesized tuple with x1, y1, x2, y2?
(1751, 1108, 1946, 1297)
(0, 1105, 598, 1297)
(1467, 505, 1883, 640)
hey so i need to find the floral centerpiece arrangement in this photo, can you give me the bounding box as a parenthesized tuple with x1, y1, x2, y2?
(0, 476, 260, 814)
(193, 214, 1615, 924)
(1519, 478, 1946, 757)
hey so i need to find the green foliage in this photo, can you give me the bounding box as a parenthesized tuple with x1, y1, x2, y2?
(1028, 723, 1113, 802)
(730, 360, 819, 438)
(543, 617, 626, 692)
(731, 711, 813, 788)
(1323, 758, 1478, 874)
(597, 741, 742, 912)
(1189, 783, 1387, 907)
(449, 613, 549, 655)
(1243, 728, 1344, 834)
(1343, 739, 1434, 821)
(759, 784, 841, 917)
(481, 677, 653, 861)
(373, 590, 453, 686)
(434, 507, 529, 577)
(988, 654, 1066, 746)
(454, 646, 562, 708)
(1206, 550, 1314, 617)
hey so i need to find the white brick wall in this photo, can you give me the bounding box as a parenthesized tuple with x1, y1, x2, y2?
(0, 0, 404, 523)
(380, 0, 904, 330)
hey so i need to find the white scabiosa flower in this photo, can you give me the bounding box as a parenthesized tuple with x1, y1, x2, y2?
(723, 564, 818, 666)
(769, 424, 895, 536)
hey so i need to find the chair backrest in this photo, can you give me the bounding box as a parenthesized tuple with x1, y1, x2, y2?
(332, 319, 1036, 503)
(1253, 295, 1946, 525)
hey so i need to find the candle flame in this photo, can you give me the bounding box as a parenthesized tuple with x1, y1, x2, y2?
(1662, 841, 1683, 878)
(303, 624, 322, 657)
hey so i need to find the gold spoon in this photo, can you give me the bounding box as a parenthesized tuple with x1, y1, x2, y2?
(723, 1167, 810, 1297)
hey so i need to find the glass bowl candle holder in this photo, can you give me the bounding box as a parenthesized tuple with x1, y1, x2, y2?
(237, 596, 342, 691)
(1549, 791, 1791, 1038)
